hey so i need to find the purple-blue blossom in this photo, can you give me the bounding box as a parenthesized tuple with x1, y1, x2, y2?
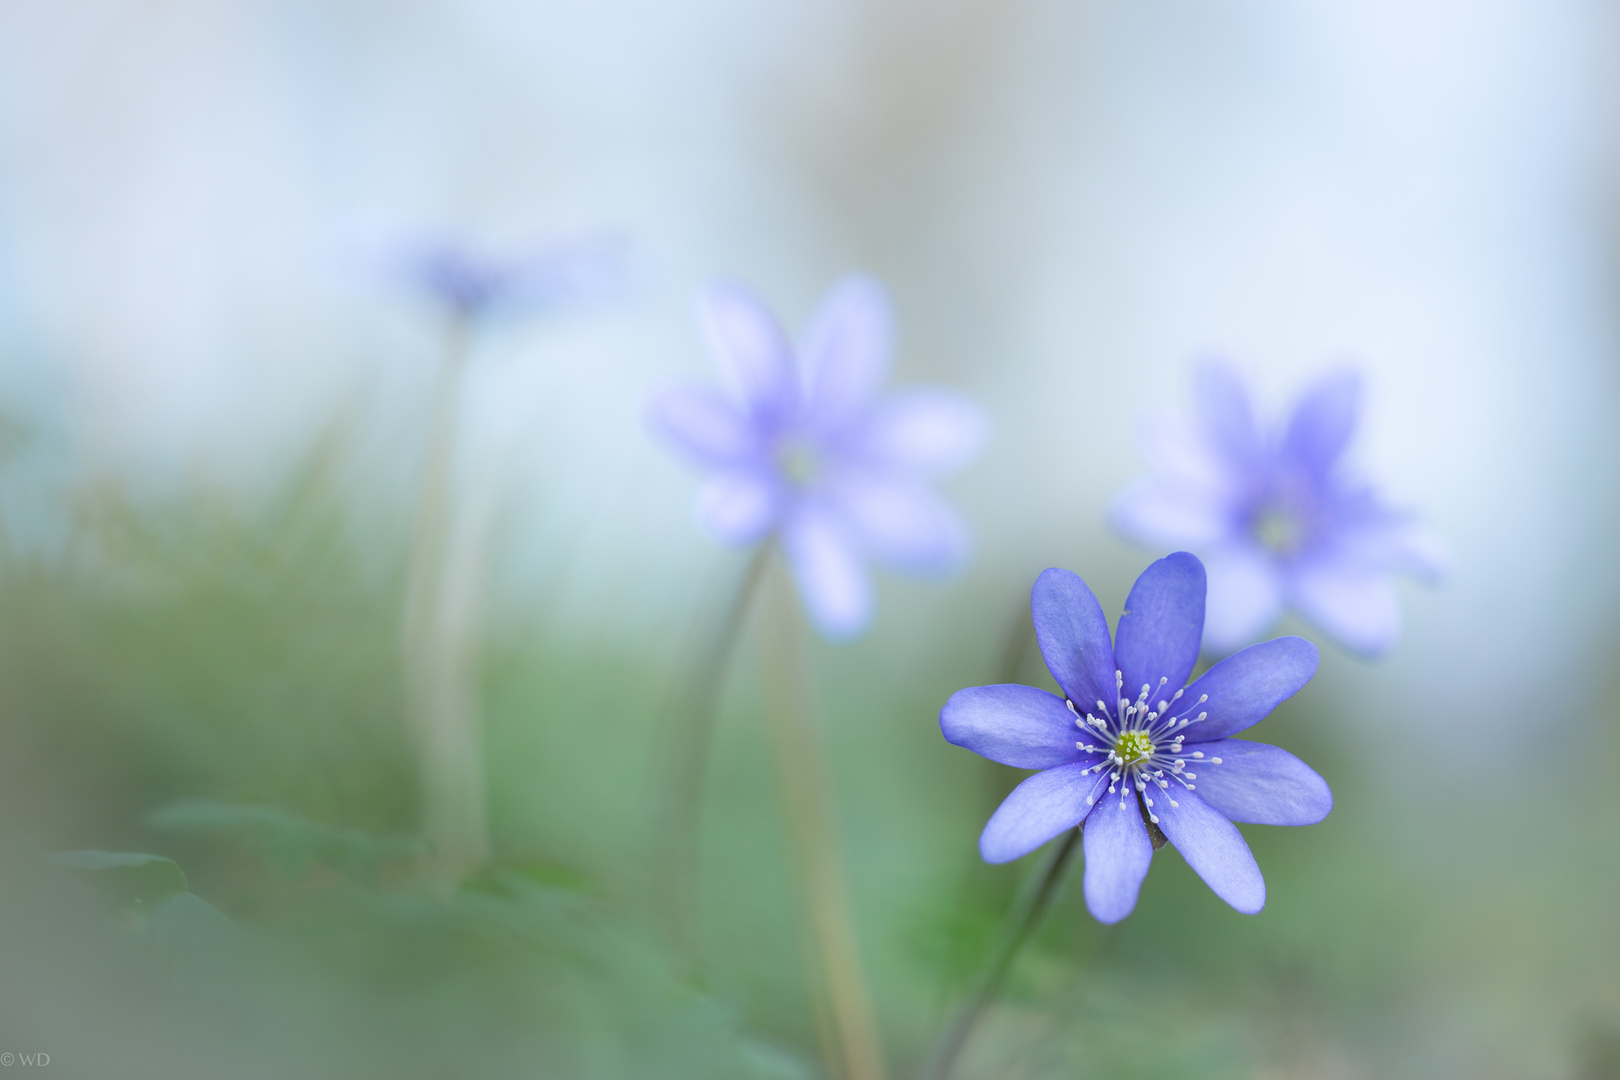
(941, 554, 1329, 923)
(1111, 360, 1447, 656)
(648, 276, 986, 638)
(376, 231, 626, 319)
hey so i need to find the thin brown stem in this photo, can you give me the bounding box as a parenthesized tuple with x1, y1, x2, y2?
(761, 553, 887, 1080)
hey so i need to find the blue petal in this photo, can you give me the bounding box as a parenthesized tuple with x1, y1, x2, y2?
(940, 685, 1089, 769)
(1031, 569, 1118, 717)
(1178, 636, 1319, 742)
(697, 281, 798, 422)
(1114, 552, 1206, 702)
(646, 386, 762, 468)
(979, 762, 1107, 864)
(1185, 739, 1332, 826)
(1148, 788, 1264, 914)
(1201, 543, 1285, 654)
(828, 474, 969, 576)
(781, 503, 871, 639)
(1109, 479, 1233, 549)
(696, 468, 782, 544)
(1282, 367, 1361, 477)
(1081, 791, 1153, 924)
(800, 276, 892, 427)
(1192, 358, 1262, 471)
(1288, 559, 1399, 656)
(854, 388, 987, 477)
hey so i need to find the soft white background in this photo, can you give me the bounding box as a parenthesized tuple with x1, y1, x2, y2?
(0, 0, 1616, 759)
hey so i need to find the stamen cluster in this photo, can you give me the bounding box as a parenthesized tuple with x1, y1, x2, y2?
(1066, 670, 1222, 824)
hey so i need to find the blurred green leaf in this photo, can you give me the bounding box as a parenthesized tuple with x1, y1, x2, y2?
(46, 850, 189, 908)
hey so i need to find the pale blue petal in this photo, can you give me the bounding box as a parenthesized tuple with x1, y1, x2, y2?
(1282, 367, 1361, 477)
(1192, 358, 1262, 471)
(698, 281, 797, 421)
(856, 388, 987, 477)
(828, 475, 968, 575)
(800, 276, 892, 426)
(979, 762, 1107, 864)
(1113, 552, 1206, 701)
(647, 386, 761, 468)
(1201, 543, 1285, 653)
(1109, 479, 1233, 549)
(940, 685, 1090, 769)
(1030, 569, 1118, 716)
(696, 469, 782, 544)
(1179, 637, 1319, 742)
(1288, 559, 1400, 656)
(1149, 788, 1265, 914)
(1186, 739, 1332, 826)
(1082, 791, 1153, 924)
(781, 504, 871, 639)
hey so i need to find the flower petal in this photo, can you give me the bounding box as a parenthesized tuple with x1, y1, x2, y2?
(1181, 739, 1331, 826)
(979, 762, 1107, 864)
(1109, 479, 1233, 549)
(1149, 788, 1265, 914)
(1192, 358, 1262, 471)
(1201, 543, 1285, 653)
(1179, 636, 1319, 742)
(696, 468, 782, 544)
(1031, 568, 1118, 716)
(1289, 559, 1400, 656)
(828, 475, 969, 575)
(781, 503, 871, 639)
(1113, 552, 1206, 700)
(800, 275, 892, 426)
(646, 386, 761, 468)
(697, 281, 797, 420)
(1082, 792, 1154, 924)
(940, 684, 1090, 769)
(856, 388, 987, 477)
(1282, 367, 1361, 477)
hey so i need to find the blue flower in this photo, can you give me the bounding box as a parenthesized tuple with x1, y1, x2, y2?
(649, 276, 986, 638)
(379, 231, 626, 319)
(941, 554, 1329, 923)
(1111, 360, 1447, 656)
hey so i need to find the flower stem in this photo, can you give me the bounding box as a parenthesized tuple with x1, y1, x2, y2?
(761, 552, 887, 1080)
(920, 826, 1081, 1080)
(649, 542, 772, 963)
(402, 311, 491, 884)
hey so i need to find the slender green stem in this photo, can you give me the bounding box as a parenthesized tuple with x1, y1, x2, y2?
(402, 312, 491, 883)
(649, 542, 772, 962)
(995, 593, 1035, 686)
(761, 552, 888, 1080)
(921, 827, 1082, 1080)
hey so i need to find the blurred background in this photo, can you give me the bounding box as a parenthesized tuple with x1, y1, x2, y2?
(1, 1, 1619, 1077)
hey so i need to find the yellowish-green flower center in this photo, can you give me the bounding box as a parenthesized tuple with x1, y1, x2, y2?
(1253, 505, 1302, 555)
(777, 440, 822, 488)
(1114, 729, 1154, 767)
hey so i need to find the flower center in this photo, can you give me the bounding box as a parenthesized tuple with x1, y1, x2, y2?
(1066, 671, 1225, 825)
(1252, 504, 1303, 556)
(777, 439, 822, 488)
(1114, 730, 1153, 766)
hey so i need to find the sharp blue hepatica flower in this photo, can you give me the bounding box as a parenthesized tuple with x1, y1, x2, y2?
(1112, 360, 1446, 656)
(649, 276, 986, 637)
(941, 554, 1329, 923)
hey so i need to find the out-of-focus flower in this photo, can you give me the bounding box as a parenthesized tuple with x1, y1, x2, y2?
(356, 229, 628, 320)
(941, 554, 1329, 923)
(648, 276, 986, 638)
(1111, 360, 1447, 656)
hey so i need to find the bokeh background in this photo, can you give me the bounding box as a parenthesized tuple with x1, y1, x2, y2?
(1, 1, 1619, 1077)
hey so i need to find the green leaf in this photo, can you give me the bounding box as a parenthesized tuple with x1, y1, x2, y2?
(45, 850, 189, 908)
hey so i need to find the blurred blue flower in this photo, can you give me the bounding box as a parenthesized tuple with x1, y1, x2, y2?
(941, 554, 1329, 923)
(1111, 360, 1447, 656)
(649, 276, 986, 638)
(373, 230, 627, 320)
